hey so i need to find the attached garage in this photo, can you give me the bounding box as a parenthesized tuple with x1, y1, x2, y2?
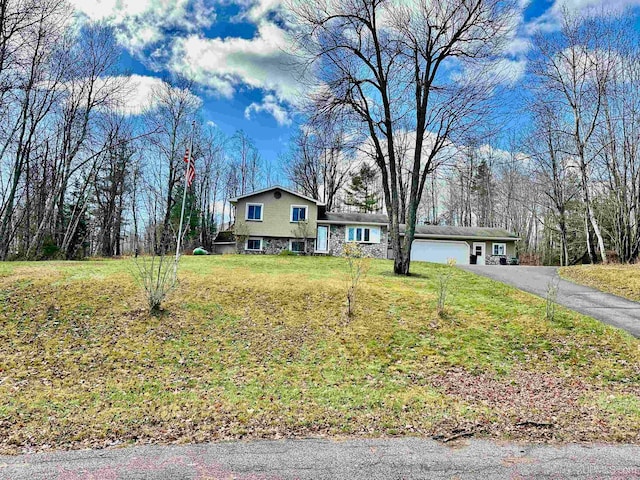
(410, 239, 470, 265)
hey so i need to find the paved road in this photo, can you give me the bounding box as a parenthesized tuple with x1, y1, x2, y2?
(460, 265, 640, 338)
(1, 438, 640, 480)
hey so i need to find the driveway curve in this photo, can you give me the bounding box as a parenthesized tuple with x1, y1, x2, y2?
(460, 265, 640, 338)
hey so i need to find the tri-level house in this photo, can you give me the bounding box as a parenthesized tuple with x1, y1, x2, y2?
(213, 185, 519, 265)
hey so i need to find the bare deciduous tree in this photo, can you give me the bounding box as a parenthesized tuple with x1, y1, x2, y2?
(290, 0, 518, 274)
(144, 79, 199, 254)
(532, 10, 614, 264)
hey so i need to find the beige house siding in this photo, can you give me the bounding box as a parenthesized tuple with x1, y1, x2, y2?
(234, 190, 318, 238)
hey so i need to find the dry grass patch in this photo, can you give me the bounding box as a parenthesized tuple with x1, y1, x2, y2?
(560, 264, 640, 302)
(0, 256, 638, 454)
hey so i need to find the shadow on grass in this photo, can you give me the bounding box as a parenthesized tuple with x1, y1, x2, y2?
(378, 271, 430, 279)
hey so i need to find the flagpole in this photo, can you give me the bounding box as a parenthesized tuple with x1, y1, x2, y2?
(175, 121, 195, 263)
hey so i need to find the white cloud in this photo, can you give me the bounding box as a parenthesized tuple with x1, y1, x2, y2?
(244, 94, 292, 125)
(70, 1, 304, 124)
(243, 0, 284, 22)
(102, 74, 202, 115)
(527, 0, 640, 33)
(167, 21, 306, 104)
(491, 58, 528, 85)
(505, 36, 532, 56)
(70, 0, 216, 54)
(451, 56, 528, 88)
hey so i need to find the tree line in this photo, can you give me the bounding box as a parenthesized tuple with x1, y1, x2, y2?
(3, 0, 640, 273)
(0, 0, 277, 259)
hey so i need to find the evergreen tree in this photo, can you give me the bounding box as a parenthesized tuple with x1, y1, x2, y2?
(345, 164, 380, 213)
(472, 160, 494, 227)
(170, 184, 201, 246)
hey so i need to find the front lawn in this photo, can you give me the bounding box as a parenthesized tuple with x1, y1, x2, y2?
(560, 264, 640, 302)
(0, 255, 638, 453)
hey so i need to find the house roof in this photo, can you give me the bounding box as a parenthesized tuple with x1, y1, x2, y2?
(403, 224, 520, 241)
(318, 212, 389, 225)
(318, 211, 519, 240)
(229, 185, 324, 205)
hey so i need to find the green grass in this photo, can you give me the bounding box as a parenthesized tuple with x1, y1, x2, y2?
(0, 255, 638, 453)
(560, 264, 640, 302)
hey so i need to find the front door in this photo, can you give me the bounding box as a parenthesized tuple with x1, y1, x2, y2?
(316, 225, 329, 252)
(473, 242, 486, 265)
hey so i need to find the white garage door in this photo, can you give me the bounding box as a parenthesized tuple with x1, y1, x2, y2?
(410, 240, 470, 265)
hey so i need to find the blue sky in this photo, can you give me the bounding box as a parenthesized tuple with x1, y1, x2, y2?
(71, 0, 640, 167)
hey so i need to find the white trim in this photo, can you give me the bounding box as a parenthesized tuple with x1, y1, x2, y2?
(245, 237, 263, 251)
(321, 220, 388, 226)
(290, 204, 309, 223)
(413, 239, 471, 250)
(230, 185, 324, 205)
(409, 234, 519, 241)
(472, 242, 486, 265)
(492, 242, 506, 256)
(315, 225, 329, 252)
(245, 202, 264, 221)
(289, 238, 306, 253)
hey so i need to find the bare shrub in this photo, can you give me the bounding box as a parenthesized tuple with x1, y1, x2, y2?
(132, 253, 178, 314)
(546, 275, 560, 321)
(343, 242, 371, 318)
(437, 258, 457, 317)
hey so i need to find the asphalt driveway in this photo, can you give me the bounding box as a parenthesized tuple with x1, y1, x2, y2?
(1, 438, 640, 480)
(460, 265, 640, 338)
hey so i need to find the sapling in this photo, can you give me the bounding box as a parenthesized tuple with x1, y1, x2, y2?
(545, 275, 560, 321)
(437, 258, 456, 317)
(343, 242, 371, 318)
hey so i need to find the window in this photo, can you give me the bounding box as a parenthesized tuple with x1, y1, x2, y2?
(246, 238, 262, 251)
(290, 205, 307, 222)
(246, 203, 263, 221)
(346, 226, 380, 244)
(290, 240, 305, 253)
(492, 243, 506, 256)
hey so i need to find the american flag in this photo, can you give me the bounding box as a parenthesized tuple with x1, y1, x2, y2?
(183, 147, 195, 187)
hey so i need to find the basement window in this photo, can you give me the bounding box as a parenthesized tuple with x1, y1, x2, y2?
(246, 238, 263, 251)
(290, 240, 305, 253)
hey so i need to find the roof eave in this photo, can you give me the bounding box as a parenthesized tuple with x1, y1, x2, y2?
(228, 185, 323, 205)
(320, 220, 389, 226)
(407, 233, 520, 241)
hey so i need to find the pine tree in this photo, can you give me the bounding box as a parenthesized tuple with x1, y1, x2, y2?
(472, 160, 494, 227)
(170, 184, 201, 246)
(345, 164, 380, 213)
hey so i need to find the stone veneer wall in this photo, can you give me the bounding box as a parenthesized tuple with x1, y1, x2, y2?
(328, 225, 388, 259)
(238, 237, 314, 255)
(485, 255, 506, 265)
